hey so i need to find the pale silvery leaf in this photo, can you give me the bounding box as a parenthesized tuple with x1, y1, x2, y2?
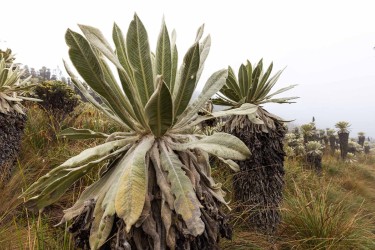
(169, 133, 250, 161)
(115, 136, 155, 232)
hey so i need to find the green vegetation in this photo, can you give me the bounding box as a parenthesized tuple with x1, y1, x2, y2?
(31, 80, 80, 121)
(300, 123, 316, 143)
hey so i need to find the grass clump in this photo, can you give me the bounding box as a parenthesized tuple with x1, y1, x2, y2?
(280, 182, 375, 249)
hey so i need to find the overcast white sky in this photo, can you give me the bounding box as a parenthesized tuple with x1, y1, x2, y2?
(2, 0, 375, 138)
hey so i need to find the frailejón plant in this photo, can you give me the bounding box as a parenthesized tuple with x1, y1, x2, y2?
(213, 59, 297, 234)
(21, 15, 256, 249)
(0, 49, 39, 183)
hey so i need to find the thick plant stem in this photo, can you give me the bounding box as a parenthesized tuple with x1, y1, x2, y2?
(358, 136, 365, 147)
(0, 111, 27, 185)
(306, 153, 322, 175)
(338, 132, 349, 160)
(329, 135, 336, 155)
(224, 113, 286, 235)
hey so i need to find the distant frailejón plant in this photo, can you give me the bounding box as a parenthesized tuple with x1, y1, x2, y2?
(335, 121, 350, 160)
(213, 59, 298, 234)
(358, 132, 365, 147)
(305, 141, 324, 174)
(21, 15, 256, 249)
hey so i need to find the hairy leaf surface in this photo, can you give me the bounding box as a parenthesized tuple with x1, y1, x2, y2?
(175, 69, 227, 128)
(145, 77, 173, 137)
(170, 133, 250, 160)
(159, 142, 204, 236)
(126, 14, 154, 106)
(156, 20, 172, 88)
(173, 43, 200, 118)
(115, 136, 155, 232)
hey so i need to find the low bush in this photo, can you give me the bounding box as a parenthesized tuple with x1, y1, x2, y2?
(32, 81, 80, 121)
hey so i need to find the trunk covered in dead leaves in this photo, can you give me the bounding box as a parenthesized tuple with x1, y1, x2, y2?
(0, 111, 27, 184)
(68, 153, 231, 250)
(223, 110, 286, 235)
(329, 135, 336, 155)
(338, 132, 349, 160)
(358, 135, 365, 147)
(306, 153, 322, 175)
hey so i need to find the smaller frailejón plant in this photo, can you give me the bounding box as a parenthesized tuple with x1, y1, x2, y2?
(0, 49, 39, 183)
(213, 59, 298, 234)
(300, 123, 316, 143)
(357, 132, 366, 147)
(335, 121, 350, 160)
(305, 141, 324, 174)
(346, 152, 356, 163)
(284, 133, 305, 159)
(21, 15, 256, 249)
(318, 129, 328, 146)
(348, 140, 362, 155)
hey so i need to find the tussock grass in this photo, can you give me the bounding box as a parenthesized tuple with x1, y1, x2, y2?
(277, 155, 375, 249)
(280, 182, 375, 249)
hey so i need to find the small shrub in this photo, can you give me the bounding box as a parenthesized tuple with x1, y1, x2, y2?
(32, 81, 80, 121)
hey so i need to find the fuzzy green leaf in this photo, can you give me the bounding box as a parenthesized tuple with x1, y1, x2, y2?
(252, 62, 272, 101)
(238, 64, 248, 98)
(175, 69, 227, 128)
(113, 22, 145, 117)
(79, 24, 123, 70)
(65, 30, 134, 129)
(156, 19, 172, 89)
(173, 43, 200, 118)
(145, 76, 173, 137)
(225, 66, 242, 100)
(22, 139, 134, 210)
(63, 60, 125, 127)
(115, 136, 155, 232)
(126, 14, 154, 106)
(170, 30, 178, 95)
(196, 35, 211, 83)
(65, 29, 106, 98)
